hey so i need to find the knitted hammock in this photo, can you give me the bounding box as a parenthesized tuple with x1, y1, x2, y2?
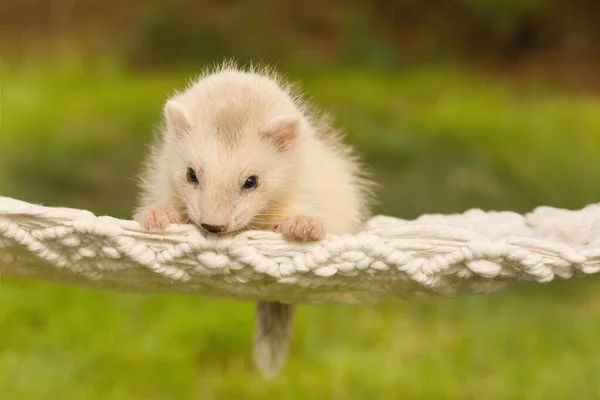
(1, 195, 599, 304)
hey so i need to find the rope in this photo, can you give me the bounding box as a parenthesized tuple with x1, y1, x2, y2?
(1, 195, 599, 304)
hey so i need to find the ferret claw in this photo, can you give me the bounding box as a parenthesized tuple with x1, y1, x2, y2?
(275, 216, 324, 242)
(134, 205, 182, 231)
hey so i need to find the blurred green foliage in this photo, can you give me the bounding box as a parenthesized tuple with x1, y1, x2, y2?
(1, 58, 600, 398)
(457, 0, 545, 21)
(457, 0, 545, 36)
(2, 0, 599, 69)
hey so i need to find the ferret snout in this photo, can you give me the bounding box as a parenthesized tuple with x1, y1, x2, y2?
(200, 223, 229, 234)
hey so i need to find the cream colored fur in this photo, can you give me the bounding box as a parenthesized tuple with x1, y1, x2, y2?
(133, 61, 375, 376)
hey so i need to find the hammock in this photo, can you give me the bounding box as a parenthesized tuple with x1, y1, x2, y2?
(1, 195, 599, 304)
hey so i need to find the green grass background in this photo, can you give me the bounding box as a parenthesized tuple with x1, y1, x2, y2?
(2, 58, 600, 399)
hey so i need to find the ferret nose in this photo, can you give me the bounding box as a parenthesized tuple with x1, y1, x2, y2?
(200, 223, 228, 233)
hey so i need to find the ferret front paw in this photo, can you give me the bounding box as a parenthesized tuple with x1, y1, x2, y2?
(274, 216, 325, 242)
(134, 205, 183, 231)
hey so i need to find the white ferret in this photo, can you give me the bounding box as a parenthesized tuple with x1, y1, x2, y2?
(133, 62, 375, 377)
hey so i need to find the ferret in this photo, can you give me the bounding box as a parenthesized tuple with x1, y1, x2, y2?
(133, 61, 375, 377)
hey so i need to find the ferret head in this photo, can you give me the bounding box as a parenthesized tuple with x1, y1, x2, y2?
(162, 69, 304, 234)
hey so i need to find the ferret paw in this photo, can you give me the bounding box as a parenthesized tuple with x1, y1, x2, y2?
(274, 216, 325, 242)
(134, 206, 182, 231)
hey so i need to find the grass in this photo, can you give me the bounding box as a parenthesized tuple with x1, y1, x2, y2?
(2, 58, 600, 399)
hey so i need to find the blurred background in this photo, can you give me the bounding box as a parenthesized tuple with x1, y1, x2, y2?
(1, 1, 600, 399)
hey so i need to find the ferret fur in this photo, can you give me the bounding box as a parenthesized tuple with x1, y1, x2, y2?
(133, 61, 375, 377)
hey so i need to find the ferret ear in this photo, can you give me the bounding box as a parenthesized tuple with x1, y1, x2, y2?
(260, 115, 299, 152)
(164, 100, 192, 136)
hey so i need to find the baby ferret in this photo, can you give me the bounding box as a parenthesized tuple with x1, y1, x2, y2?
(133, 62, 374, 377)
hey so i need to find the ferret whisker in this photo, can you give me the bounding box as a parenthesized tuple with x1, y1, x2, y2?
(266, 201, 303, 215)
(249, 220, 278, 225)
(256, 209, 290, 215)
(251, 214, 285, 220)
(123, 176, 146, 186)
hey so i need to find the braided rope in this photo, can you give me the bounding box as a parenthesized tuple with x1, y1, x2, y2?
(1, 195, 599, 304)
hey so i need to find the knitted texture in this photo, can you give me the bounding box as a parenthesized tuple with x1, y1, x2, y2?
(1, 195, 599, 304)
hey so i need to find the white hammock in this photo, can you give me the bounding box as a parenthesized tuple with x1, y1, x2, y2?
(1, 195, 599, 304)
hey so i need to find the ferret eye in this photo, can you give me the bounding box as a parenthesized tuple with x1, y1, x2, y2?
(242, 175, 258, 190)
(187, 168, 199, 184)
